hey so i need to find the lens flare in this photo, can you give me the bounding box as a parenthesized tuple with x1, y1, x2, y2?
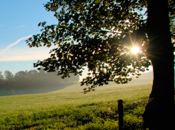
(131, 46, 139, 54)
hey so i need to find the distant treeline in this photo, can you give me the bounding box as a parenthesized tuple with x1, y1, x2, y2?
(0, 69, 79, 90)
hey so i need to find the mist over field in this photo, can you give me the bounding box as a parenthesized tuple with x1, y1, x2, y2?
(0, 70, 153, 96)
(0, 69, 79, 96)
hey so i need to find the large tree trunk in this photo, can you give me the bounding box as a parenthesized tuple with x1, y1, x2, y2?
(143, 0, 174, 129)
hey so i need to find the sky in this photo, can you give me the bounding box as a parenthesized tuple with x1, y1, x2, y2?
(0, 0, 57, 73)
(0, 0, 152, 81)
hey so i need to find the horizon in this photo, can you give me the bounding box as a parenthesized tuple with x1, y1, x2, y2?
(0, 60, 153, 82)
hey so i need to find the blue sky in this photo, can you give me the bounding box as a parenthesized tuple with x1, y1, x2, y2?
(0, 0, 58, 74)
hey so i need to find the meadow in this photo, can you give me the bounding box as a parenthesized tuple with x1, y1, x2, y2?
(0, 83, 152, 130)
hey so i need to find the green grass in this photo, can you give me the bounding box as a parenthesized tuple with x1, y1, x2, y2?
(0, 83, 152, 130)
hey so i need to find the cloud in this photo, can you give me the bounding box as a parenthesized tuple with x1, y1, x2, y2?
(0, 35, 32, 55)
(0, 51, 50, 62)
(14, 25, 26, 29)
(0, 47, 54, 62)
(0, 35, 56, 62)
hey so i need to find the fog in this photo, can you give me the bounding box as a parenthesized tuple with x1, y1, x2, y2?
(0, 69, 79, 96)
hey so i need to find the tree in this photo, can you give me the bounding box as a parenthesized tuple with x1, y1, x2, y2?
(142, 0, 174, 129)
(0, 71, 5, 90)
(27, 0, 151, 86)
(26, 0, 174, 129)
(14, 70, 28, 80)
(4, 70, 14, 81)
(0, 71, 4, 80)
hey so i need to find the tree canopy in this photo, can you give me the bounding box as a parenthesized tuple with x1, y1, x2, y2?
(0, 69, 79, 91)
(26, 0, 174, 90)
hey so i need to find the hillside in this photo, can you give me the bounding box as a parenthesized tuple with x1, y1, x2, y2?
(128, 71, 153, 85)
(0, 83, 152, 130)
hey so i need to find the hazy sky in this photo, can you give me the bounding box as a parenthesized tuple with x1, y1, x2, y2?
(0, 0, 57, 72)
(0, 1, 152, 81)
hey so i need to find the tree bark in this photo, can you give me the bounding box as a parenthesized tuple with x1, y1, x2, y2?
(143, 0, 174, 129)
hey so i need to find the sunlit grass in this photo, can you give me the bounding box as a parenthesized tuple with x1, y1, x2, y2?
(0, 83, 151, 129)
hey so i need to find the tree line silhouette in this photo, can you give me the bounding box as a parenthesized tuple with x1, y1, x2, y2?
(0, 69, 79, 91)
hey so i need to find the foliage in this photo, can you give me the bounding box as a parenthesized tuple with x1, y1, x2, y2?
(26, 0, 153, 90)
(0, 83, 151, 129)
(26, 0, 174, 91)
(168, 0, 175, 41)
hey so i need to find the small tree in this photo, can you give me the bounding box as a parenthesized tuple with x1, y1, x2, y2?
(4, 70, 14, 81)
(0, 71, 4, 80)
(0, 71, 5, 90)
(26, 0, 174, 129)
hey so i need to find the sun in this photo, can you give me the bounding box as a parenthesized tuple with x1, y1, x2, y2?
(131, 46, 140, 54)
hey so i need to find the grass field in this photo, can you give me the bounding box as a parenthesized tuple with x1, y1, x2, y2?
(0, 83, 152, 130)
